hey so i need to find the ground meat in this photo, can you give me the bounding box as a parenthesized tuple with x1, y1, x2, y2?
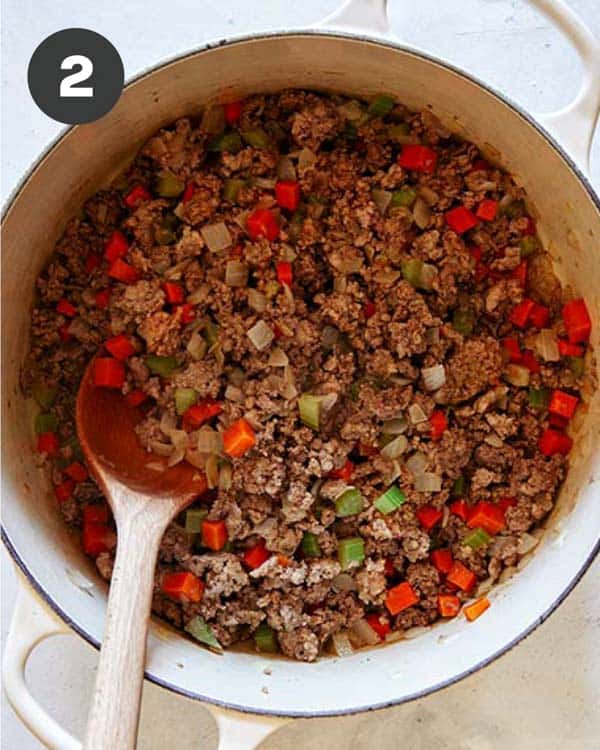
(437, 337, 503, 404)
(138, 309, 182, 355)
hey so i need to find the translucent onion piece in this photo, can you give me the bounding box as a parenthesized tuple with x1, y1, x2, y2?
(426, 326, 440, 345)
(371, 189, 392, 215)
(413, 197, 432, 229)
(268, 347, 289, 367)
(170, 429, 189, 453)
(332, 573, 358, 593)
(332, 631, 354, 657)
(534, 328, 560, 362)
(298, 147, 317, 171)
(484, 434, 504, 448)
(224, 384, 244, 402)
(422, 364, 446, 392)
(499, 565, 516, 583)
(225, 260, 249, 287)
(168, 447, 186, 467)
(205, 454, 219, 488)
(333, 275, 348, 293)
(187, 332, 207, 361)
(414, 472, 442, 492)
(505, 364, 530, 387)
(253, 516, 277, 537)
(351, 618, 380, 646)
(319, 392, 338, 413)
(476, 577, 495, 595)
(187, 285, 210, 304)
(419, 263, 438, 290)
(382, 416, 408, 435)
(149, 441, 173, 457)
(418, 185, 439, 206)
(201, 222, 232, 253)
(233, 210, 250, 233)
(277, 155, 297, 181)
(248, 288, 267, 313)
(218, 462, 232, 491)
(196, 428, 222, 454)
(336, 99, 368, 123)
(200, 104, 225, 134)
(517, 532, 540, 555)
(253, 177, 276, 189)
(247, 320, 274, 351)
(281, 243, 297, 263)
(380, 434, 409, 460)
(406, 451, 428, 476)
(408, 403, 428, 424)
(159, 412, 177, 437)
(185, 449, 206, 469)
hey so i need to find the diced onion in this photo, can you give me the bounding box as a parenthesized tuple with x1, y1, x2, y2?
(413, 198, 432, 229)
(253, 517, 277, 537)
(505, 364, 530, 387)
(499, 565, 516, 583)
(422, 364, 446, 392)
(333, 275, 347, 293)
(248, 288, 267, 313)
(418, 186, 439, 206)
(233, 210, 250, 233)
(336, 100, 368, 124)
(268, 347, 289, 367)
(187, 332, 207, 361)
(253, 177, 277, 189)
(281, 243, 297, 262)
(381, 435, 409, 460)
(225, 260, 249, 287)
(205, 453, 219, 488)
(406, 451, 428, 476)
(185, 449, 206, 469)
(426, 327, 440, 345)
(332, 573, 357, 593)
(517, 532, 540, 555)
(382, 416, 408, 435)
(159, 412, 177, 437)
(408, 403, 428, 424)
(414, 472, 442, 492)
(247, 320, 274, 351)
(476, 577, 495, 595)
(201, 222, 232, 252)
(298, 147, 317, 171)
(168, 448, 186, 467)
(351, 618, 380, 646)
(200, 105, 225, 134)
(371, 189, 392, 215)
(187, 285, 209, 304)
(277, 156, 297, 181)
(149, 441, 173, 457)
(332, 631, 354, 657)
(197, 428, 222, 454)
(419, 263, 437, 290)
(224, 384, 243, 402)
(484, 434, 504, 448)
(218, 462, 232, 490)
(534, 328, 560, 362)
(319, 392, 338, 413)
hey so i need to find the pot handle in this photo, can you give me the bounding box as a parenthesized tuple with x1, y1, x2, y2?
(317, 0, 599, 177)
(2, 578, 82, 750)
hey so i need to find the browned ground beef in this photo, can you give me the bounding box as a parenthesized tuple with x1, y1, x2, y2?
(24, 90, 590, 661)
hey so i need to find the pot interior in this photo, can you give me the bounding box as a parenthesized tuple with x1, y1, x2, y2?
(2, 33, 599, 715)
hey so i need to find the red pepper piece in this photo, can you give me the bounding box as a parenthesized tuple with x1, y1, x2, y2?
(385, 581, 419, 615)
(104, 230, 129, 262)
(246, 208, 279, 241)
(384, 558, 395, 577)
(178, 303, 196, 325)
(65, 461, 88, 483)
(224, 100, 243, 124)
(438, 593, 461, 618)
(510, 298, 535, 328)
(55, 479, 75, 503)
(230, 244, 244, 259)
(429, 409, 448, 441)
(182, 182, 196, 202)
(242, 542, 270, 570)
(126, 389, 148, 407)
(161, 572, 204, 603)
(521, 349, 541, 373)
(364, 301, 376, 320)
(475, 199, 498, 222)
(467, 501, 506, 535)
(449, 499, 469, 522)
(497, 496, 517, 514)
(108, 258, 139, 284)
(275, 181, 301, 211)
(558, 339, 584, 357)
(562, 298, 592, 344)
(276, 261, 293, 286)
(548, 389, 579, 420)
(510, 260, 528, 287)
(124, 185, 152, 208)
(529, 302, 550, 329)
(329, 458, 354, 482)
(416, 505, 443, 531)
(446, 561, 477, 592)
(37, 432, 59, 456)
(163, 282, 185, 304)
(539, 427, 573, 456)
(56, 298, 78, 318)
(470, 246, 483, 263)
(502, 337, 522, 363)
(95, 288, 111, 309)
(201, 519, 228, 551)
(85, 253, 101, 273)
(105, 334, 135, 361)
(445, 206, 478, 234)
(222, 418, 256, 458)
(398, 144, 437, 174)
(93, 357, 125, 389)
(430, 548, 454, 575)
(183, 399, 222, 429)
(548, 413, 569, 430)
(470, 158, 490, 172)
(58, 324, 73, 343)
(83, 505, 110, 525)
(82, 523, 117, 556)
(365, 613, 391, 640)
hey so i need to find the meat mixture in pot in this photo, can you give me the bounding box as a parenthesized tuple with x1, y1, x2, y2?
(24, 90, 593, 661)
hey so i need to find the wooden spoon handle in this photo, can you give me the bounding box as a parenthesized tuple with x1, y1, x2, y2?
(83, 504, 166, 750)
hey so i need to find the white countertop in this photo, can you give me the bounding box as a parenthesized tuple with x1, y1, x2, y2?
(2, 1, 599, 747)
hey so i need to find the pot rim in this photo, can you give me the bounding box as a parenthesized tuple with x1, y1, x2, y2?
(2, 28, 599, 718)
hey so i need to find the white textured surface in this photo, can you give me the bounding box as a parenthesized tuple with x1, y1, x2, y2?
(2, 1, 599, 748)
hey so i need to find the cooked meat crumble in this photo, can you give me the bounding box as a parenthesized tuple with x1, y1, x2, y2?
(24, 90, 592, 661)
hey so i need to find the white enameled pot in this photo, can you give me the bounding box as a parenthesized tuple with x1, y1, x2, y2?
(2, 1, 599, 748)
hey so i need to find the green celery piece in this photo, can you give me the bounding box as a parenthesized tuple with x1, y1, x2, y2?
(401, 258, 423, 288)
(335, 488, 364, 518)
(203, 320, 219, 349)
(374, 486, 406, 515)
(349, 382, 360, 402)
(528, 386, 550, 410)
(298, 393, 321, 431)
(221, 540, 234, 553)
(301, 531, 321, 558)
(338, 537, 365, 570)
(223, 178, 245, 202)
(368, 94, 396, 116)
(341, 121, 358, 140)
(35, 413, 58, 435)
(241, 129, 270, 148)
(452, 475, 466, 498)
(452, 308, 476, 336)
(568, 356, 585, 377)
(175, 387, 198, 415)
(504, 199, 525, 219)
(254, 623, 278, 653)
(185, 508, 208, 534)
(32, 381, 58, 409)
(388, 122, 410, 138)
(155, 171, 185, 198)
(463, 527, 491, 549)
(390, 188, 417, 208)
(265, 121, 286, 144)
(185, 616, 222, 652)
(519, 236, 539, 258)
(208, 132, 243, 153)
(145, 355, 178, 377)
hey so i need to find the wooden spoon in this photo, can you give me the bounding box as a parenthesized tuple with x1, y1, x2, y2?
(76, 359, 207, 750)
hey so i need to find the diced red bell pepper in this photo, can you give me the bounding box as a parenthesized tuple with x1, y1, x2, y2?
(275, 181, 301, 211)
(224, 100, 243, 124)
(222, 418, 256, 458)
(521, 217, 536, 236)
(105, 334, 135, 361)
(475, 199, 498, 222)
(438, 593, 461, 618)
(82, 523, 116, 556)
(108, 258, 139, 284)
(276, 261, 293, 286)
(126, 389, 148, 407)
(548, 389, 579, 420)
(416, 505, 443, 531)
(104, 230, 129, 262)
(497, 496, 517, 514)
(467, 501, 506, 535)
(464, 596, 490, 621)
(429, 409, 448, 441)
(182, 182, 196, 202)
(242, 542, 270, 570)
(548, 413, 569, 430)
(83, 505, 110, 525)
(510, 260, 528, 287)
(521, 349, 541, 373)
(558, 339, 584, 357)
(37, 432, 59, 456)
(539, 427, 573, 456)
(470, 158, 490, 172)
(364, 301, 376, 320)
(384, 558, 395, 577)
(93, 357, 125, 389)
(95, 288, 111, 309)
(562, 299, 592, 344)
(450, 499, 469, 522)
(329, 458, 354, 481)
(55, 479, 75, 503)
(398, 144, 437, 174)
(430, 548, 454, 575)
(162, 572, 204, 603)
(85, 253, 101, 273)
(56, 298, 78, 318)
(177, 303, 196, 325)
(470, 246, 483, 263)
(230, 244, 244, 259)
(163, 282, 185, 304)
(65, 461, 88, 483)
(385, 581, 419, 615)
(446, 561, 477, 592)
(58, 324, 73, 343)
(502, 337, 522, 363)
(528, 302, 550, 329)
(183, 400, 222, 429)
(510, 298, 535, 328)
(124, 185, 152, 208)
(246, 208, 279, 241)
(365, 613, 391, 640)
(445, 206, 478, 234)
(201, 519, 228, 551)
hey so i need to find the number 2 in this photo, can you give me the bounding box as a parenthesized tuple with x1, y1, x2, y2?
(60, 55, 94, 98)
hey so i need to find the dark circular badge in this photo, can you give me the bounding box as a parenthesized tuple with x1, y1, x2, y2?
(28, 28, 124, 124)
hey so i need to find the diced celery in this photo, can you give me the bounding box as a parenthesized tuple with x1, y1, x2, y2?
(208, 132, 243, 153)
(504, 199, 525, 218)
(301, 531, 322, 558)
(32, 381, 58, 409)
(341, 121, 358, 140)
(154, 213, 179, 245)
(463, 528, 491, 549)
(528, 386, 549, 410)
(175, 387, 197, 415)
(185, 508, 208, 534)
(388, 122, 410, 138)
(221, 540, 234, 553)
(34, 413, 58, 435)
(241, 129, 270, 148)
(145, 355, 178, 377)
(519, 236, 539, 258)
(368, 94, 396, 116)
(185, 616, 222, 651)
(338, 537, 365, 570)
(349, 382, 360, 401)
(298, 393, 321, 431)
(569, 356, 585, 377)
(335, 488, 364, 518)
(254, 622, 278, 653)
(452, 475, 466, 497)
(374, 486, 406, 515)
(265, 121, 286, 144)
(452, 308, 476, 336)
(401, 258, 423, 288)
(155, 171, 185, 197)
(390, 188, 417, 208)
(223, 178, 245, 202)
(203, 320, 219, 349)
